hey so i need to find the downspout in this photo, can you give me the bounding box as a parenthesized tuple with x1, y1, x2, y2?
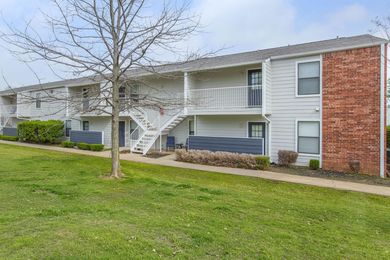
(380, 44, 386, 178)
(263, 115, 271, 158)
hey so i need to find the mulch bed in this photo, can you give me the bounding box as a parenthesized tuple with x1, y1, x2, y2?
(269, 164, 390, 187)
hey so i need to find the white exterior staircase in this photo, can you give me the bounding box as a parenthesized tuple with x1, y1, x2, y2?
(130, 109, 186, 155)
(0, 105, 16, 132)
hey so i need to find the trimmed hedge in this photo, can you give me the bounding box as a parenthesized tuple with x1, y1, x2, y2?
(255, 156, 270, 170)
(309, 159, 320, 170)
(61, 141, 75, 148)
(0, 135, 18, 141)
(90, 144, 105, 151)
(176, 150, 270, 170)
(18, 120, 64, 144)
(77, 143, 90, 150)
(64, 142, 104, 151)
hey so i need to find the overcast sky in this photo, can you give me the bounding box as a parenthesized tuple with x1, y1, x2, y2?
(0, 0, 389, 89)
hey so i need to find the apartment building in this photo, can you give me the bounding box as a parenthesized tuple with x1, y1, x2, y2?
(0, 34, 387, 176)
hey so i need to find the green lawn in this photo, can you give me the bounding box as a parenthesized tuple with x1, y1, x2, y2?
(1, 144, 390, 259)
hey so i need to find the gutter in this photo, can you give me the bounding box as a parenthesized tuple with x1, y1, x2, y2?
(270, 42, 387, 61)
(380, 43, 386, 178)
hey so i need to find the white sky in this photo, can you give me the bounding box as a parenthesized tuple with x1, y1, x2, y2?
(0, 0, 388, 89)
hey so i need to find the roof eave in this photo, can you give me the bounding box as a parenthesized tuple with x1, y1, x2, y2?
(183, 60, 265, 73)
(270, 41, 388, 60)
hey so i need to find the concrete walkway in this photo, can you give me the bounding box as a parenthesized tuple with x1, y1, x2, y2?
(1, 140, 390, 197)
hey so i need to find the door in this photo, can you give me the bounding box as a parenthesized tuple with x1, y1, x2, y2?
(248, 69, 262, 107)
(119, 121, 126, 147)
(248, 122, 265, 154)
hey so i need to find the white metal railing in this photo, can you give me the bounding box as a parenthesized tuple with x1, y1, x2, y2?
(188, 85, 262, 111)
(130, 125, 145, 150)
(1, 105, 17, 116)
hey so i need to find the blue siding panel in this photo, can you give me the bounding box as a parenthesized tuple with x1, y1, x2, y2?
(189, 136, 264, 155)
(3, 127, 18, 137)
(70, 130, 103, 144)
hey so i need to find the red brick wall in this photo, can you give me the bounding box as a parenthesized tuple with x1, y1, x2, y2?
(322, 46, 383, 175)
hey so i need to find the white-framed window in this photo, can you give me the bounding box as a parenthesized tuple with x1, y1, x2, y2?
(82, 121, 90, 131)
(35, 93, 41, 109)
(297, 121, 320, 154)
(297, 61, 320, 96)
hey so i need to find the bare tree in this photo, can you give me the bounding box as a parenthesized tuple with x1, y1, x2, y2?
(373, 17, 390, 106)
(0, 0, 203, 178)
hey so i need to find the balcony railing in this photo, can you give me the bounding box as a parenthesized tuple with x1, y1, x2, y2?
(188, 85, 262, 112)
(0, 105, 17, 116)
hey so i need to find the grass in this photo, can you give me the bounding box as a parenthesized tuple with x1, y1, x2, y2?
(1, 144, 390, 259)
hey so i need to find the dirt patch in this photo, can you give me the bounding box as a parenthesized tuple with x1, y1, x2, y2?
(269, 164, 390, 187)
(146, 151, 172, 159)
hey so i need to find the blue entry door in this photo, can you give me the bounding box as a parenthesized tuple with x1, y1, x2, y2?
(119, 121, 126, 147)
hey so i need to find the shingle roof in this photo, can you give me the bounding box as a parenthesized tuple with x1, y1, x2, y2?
(0, 34, 386, 95)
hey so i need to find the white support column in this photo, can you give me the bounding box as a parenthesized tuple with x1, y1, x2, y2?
(261, 62, 267, 116)
(194, 115, 197, 135)
(65, 86, 69, 118)
(184, 72, 189, 114)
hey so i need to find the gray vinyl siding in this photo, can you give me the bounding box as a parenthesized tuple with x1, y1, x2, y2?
(169, 117, 192, 145)
(196, 115, 265, 138)
(190, 65, 259, 90)
(76, 117, 112, 147)
(269, 55, 321, 166)
(263, 60, 272, 114)
(17, 87, 68, 120)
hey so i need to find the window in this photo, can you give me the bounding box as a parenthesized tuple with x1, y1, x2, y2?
(297, 61, 320, 96)
(297, 121, 320, 154)
(82, 121, 89, 131)
(82, 88, 89, 111)
(248, 69, 262, 86)
(119, 86, 126, 99)
(189, 120, 195, 135)
(36, 93, 41, 109)
(130, 85, 140, 103)
(248, 122, 265, 138)
(65, 120, 72, 137)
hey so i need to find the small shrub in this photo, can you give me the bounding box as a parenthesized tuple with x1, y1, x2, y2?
(61, 141, 75, 148)
(77, 142, 91, 150)
(255, 156, 270, 170)
(90, 144, 105, 151)
(176, 150, 261, 170)
(0, 135, 18, 141)
(309, 159, 320, 170)
(278, 150, 298, 166)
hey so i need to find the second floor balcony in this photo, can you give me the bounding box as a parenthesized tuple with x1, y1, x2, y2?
(187, 85, 263, 115)
(0, 105, 17, 117)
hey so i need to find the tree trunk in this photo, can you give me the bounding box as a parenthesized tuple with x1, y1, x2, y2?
(110, 79, 122, 178)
